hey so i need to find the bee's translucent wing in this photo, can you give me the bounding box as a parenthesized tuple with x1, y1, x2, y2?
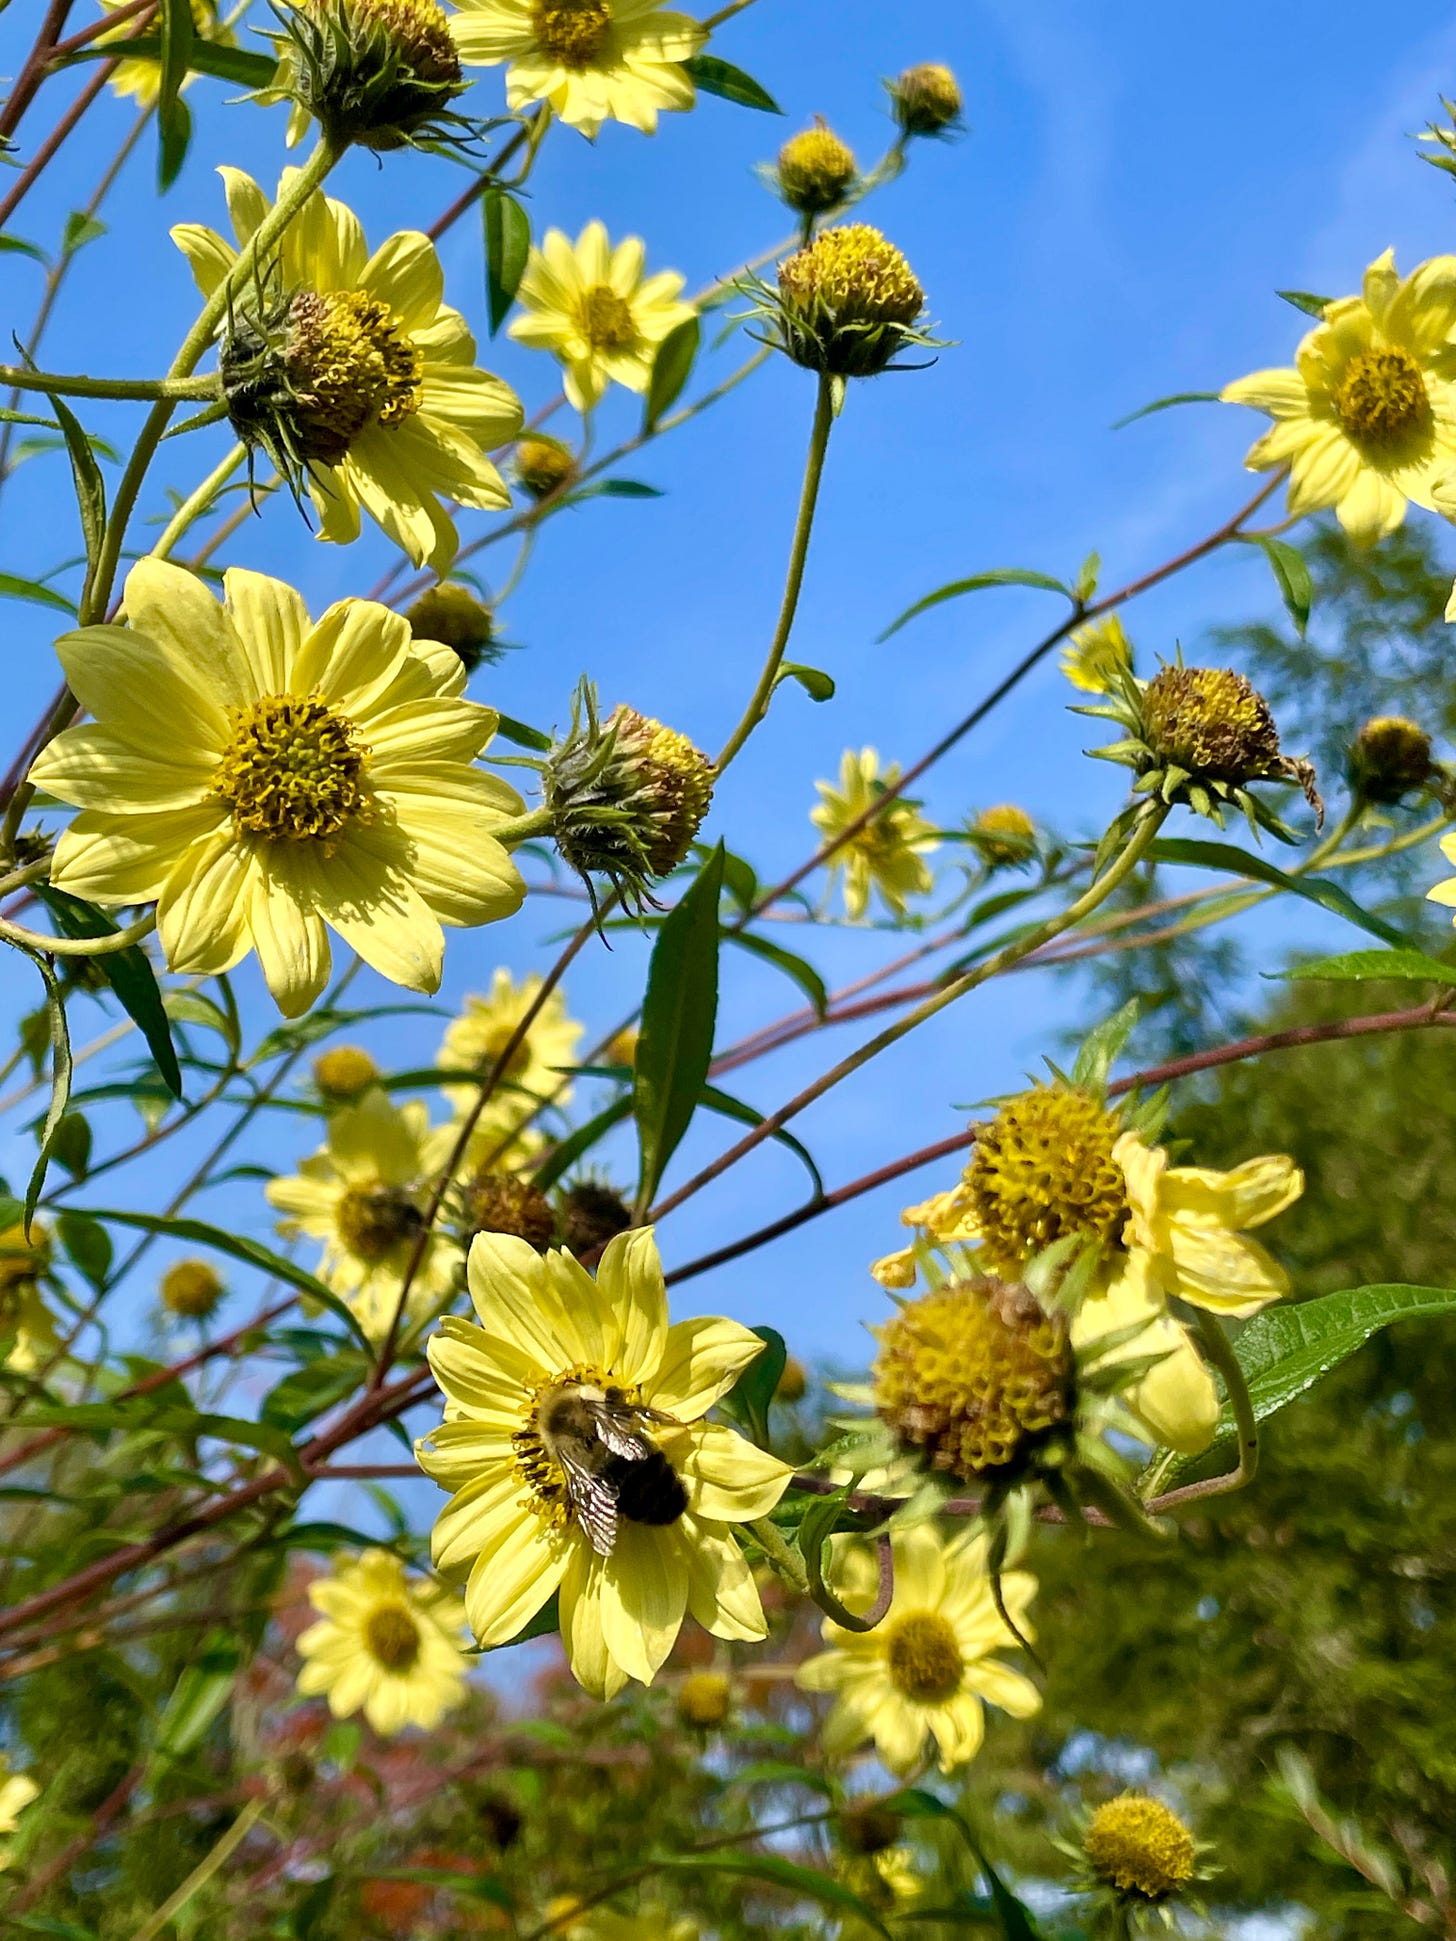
(588, 1402, 657, 1463)
(559, 1449, 619, 1556)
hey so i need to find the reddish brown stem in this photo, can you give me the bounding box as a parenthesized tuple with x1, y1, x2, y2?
(0, 0, 78, 147)
(0, 58, 118, 233)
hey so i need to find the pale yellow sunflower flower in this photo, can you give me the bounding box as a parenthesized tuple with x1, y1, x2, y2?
(1115, 1131, 1303, 1319)
(415, 1227, 792, 1698)
(1222, 248, 1456, 544)
(451, 0, 705, 136)
(812, 748, 939, 921)
(172, 167, 522, 568)
(0, 1756, 39, 1869)
(98, 0, 231, 104)
(508, 221, 694, 414)
(295, 1548, 470, 1735)
(267, 1087, 458, 1345)
(1424, 830, 1456, 915)
(437, 967, 584, 1117)
(796, 1523, 1039, 1777)
(0, 1219, 61, 1374)
(1060, 613, 1132, 694)
(29, 561, 526, 1018)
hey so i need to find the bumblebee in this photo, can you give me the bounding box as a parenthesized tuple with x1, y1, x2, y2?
(537, 1383, 689, 1557)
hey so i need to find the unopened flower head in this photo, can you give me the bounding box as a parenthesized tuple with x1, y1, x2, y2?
(544, 683, 714, 912)
(1223, 248, 1456, 544)
(270, 0, 467, 150)
(295, 1547, 470, 1735)
(160, 1258, 225, 1319)
(971, 803, 1037, 867)
(872, 1275, 1074, 1485)
(509, 222, 694, 414)
(676, 1669, 732, 1728)
(29, 562, 526, 1015)
(1349, 713, 1436, 803)
(797, 1524, 1038, 1775)
(771, 224, 929, 378)
(775, 1354, 807, 1404)
(1083, 1794, 1198, 1905)
(1090, 658, 1321, 834)
(1061, 612, 1133, 694)
(970, 1083, 1129, 1277)
(514, 433, 577, 500)
(558, 1179, 633, 1256)
(889, 62, 963, 138)
(415, 1227, 792, 1696)
(775, 121, 857, 215)
(811, 748, 939, 920)
(405, 582, 501, 675)
(313, 1044, 381, 1102)
(180, 169, 521, 569)
(449, 0, 706, 137)
(460, 1170, 557, 1252)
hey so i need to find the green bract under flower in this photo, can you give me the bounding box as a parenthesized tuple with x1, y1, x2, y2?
(269, 0, 470, 151)
(755, 224, 936, 380)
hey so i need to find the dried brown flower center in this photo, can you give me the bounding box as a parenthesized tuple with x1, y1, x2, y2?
(885, 1611, 963, 1702)
(286, 288, 423, 462)
(215, 694, 367, 843)
(335, 1185, 423, 1261)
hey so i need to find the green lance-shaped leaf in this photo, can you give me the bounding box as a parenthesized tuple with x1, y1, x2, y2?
(158, 0, 195, 185)
(681, 53, 783, 113)
(1155, 1284, 1456, 1487)
(483, 187, 531, 335)
(1147, 837, 1410, 948)
(57, 33, 278, 88)
(725, 927, 828, 1017)
(891, 1791, 1047, 1939)
(151, 1632, 241, 1764)
(1275, 947, 1456, 985)
(1277, 288, 1334, 317)
(34, 885, 184, 1098)
(773, 661, 835, 701)
(18, 947, 71, 1236)
(1245, 532, 1313, 635)
(32, 389, 106, 607)
(633, 841, 724, 1210)
(0, 572, 77, 616)
(878, 568, 1073, 642)
(1071, 996, 1141, 1099)
(643, 313, 701, 431)
(1111, 388, 1222, 430)
(721, 1324, 786, 1448)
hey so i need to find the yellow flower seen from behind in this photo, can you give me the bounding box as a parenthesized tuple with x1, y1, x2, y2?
(797, 1524, 1039, 1775)
(267, 1087, 458, 1344)
(450, 0, 705, 135)
(296, 1547, 469, 1735)
(173, 168, 523, 568)
(30, 561, 526, 1018)
(415, 1226, 791, 1697)
(1222, 248, 1456, 544)
(812, 748, 939, 920)
(0, 1219, 59, 1373)
(508, 221, 694, 414)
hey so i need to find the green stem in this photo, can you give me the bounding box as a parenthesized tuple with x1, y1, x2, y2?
(0, 365, 219, 402)
(1189, 1306, 1259, 1488)
(0, 910, 155, 957)
(148, 441, 246, 563)
(126, 1796, 266, 1941)
(493, 805, 557, 846)
(747, 1515, 809, 1594)
(714, 370, 834, 773)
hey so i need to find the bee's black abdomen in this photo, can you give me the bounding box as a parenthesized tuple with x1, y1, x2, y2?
(611, 1453, 689, 1527)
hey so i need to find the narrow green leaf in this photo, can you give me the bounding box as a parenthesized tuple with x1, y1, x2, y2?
(644, 314, 701, 431)
(531, 1096, 632, 1193)
(699, 1084, 824, 1201)
(57, 34, 277, 86)
(62, 211, 107, 254)
(878, 569, 1073, 642)
(1248, 533, 1312, 635)
(1277, 947, 1456, 985)
(493, 712, 552, 752)
(561, 477, 664, 503)
(483, 187, 531, 335)
(261, 1354, 368, 1432)
(1071, 997, 1141, 1098)
(152, 1634, 240, 1762)
(659, 1853, 888, 1933)
(1277, 289, 1333, 317)
(725, 929, 827, 1017)
(32, 390, 105, 598)
(34, 885, 184, 1098)
(22, 1400, 304, 1477)
(157, 87, 192, 193)
(0, 235, 49, 265)
(56, 1210, 113, 1288)
(682, 53, 782, 112)
(0, 572, 76, 615)
(633, 843, 724, 1207)
(20, 949, 70, 1235)
(774, 661, 835, 701)
(1111, 389, 1221, 430)
(1162, 1285, 1456, 1481)
(722, 1325, 785, 1447)
(83, 1210, 374, 1354)
(1147, 837, 1408, 947)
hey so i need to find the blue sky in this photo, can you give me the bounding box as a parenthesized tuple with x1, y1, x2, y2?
(3, 0, 1456, 1374)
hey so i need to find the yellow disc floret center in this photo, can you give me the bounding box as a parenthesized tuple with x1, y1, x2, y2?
(968, 1084, 1129, 1276)
(287, 288, 424, 461)
(1334, 345, 1428, 446)
(335, 1185, 422, 1261)
(1084, 1795, 1197, 1902)
(885, 1610, 963, 1703)
(578, 284, 638, 354)
(532, 0, 613, 66)
(362, 1600, 422, 1673)
(513, 1366, 639, 1526)
(216, 694, 368, 843)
